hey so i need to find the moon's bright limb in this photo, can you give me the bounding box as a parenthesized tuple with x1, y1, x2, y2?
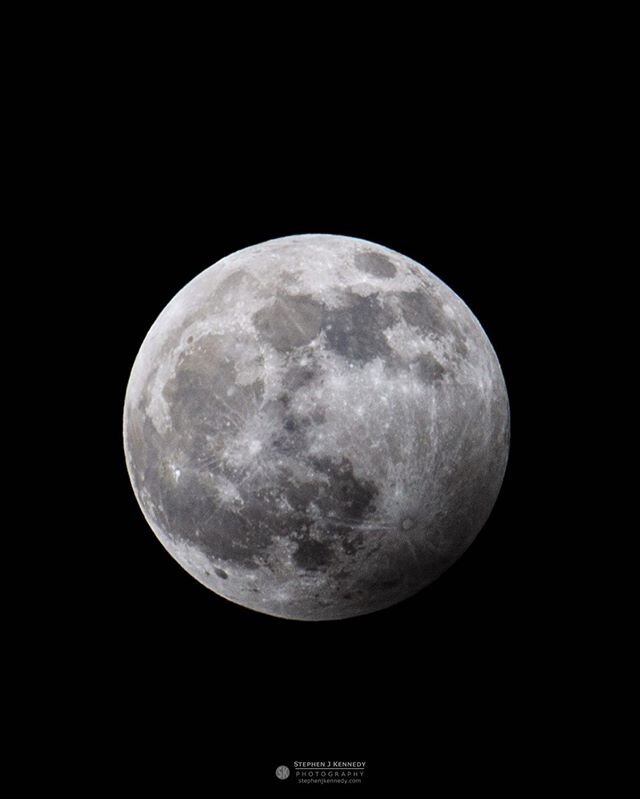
(124, 234, 509, 620)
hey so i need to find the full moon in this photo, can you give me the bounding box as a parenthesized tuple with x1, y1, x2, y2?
(124, 234, 509, 620)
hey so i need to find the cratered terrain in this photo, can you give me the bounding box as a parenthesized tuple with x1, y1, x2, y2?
(124, 234, 509, 620)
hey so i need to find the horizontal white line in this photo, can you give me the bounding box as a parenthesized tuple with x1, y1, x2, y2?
(295, 768, 364, 770)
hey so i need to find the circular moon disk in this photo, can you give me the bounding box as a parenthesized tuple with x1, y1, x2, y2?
(124, 234, 509, 621)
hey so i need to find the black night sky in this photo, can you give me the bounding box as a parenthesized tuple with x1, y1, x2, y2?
(72, 81, 568, 792)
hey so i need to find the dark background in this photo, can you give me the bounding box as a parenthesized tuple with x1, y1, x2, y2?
(69, 84, 568, 791)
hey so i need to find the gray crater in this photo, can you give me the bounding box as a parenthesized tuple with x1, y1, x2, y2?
(253, 295, 324, 352)
(323, 291, 396, 364)
(354, 250, 397, 278)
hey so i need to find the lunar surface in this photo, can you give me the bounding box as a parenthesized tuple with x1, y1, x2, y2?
(124, 234, 509, 620)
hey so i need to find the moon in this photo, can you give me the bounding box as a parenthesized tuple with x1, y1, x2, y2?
(124, 234, 509, 620)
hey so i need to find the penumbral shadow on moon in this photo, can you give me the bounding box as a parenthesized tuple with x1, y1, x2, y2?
(124, 234, 510, 620)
